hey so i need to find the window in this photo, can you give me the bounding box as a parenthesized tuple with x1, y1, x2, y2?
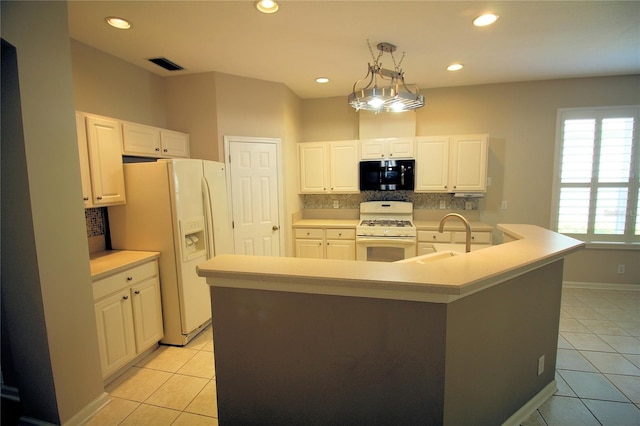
(552, 106, 639, 244)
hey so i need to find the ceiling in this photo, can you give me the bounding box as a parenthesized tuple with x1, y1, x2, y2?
(67, 1, 640, 100)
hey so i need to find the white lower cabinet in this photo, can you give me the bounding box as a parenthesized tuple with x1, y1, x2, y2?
(295, 228, 356, 260)
(417, 230, 492, 255)
(93, 258, 163, 379)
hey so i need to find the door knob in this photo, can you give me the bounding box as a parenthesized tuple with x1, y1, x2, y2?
(272, 225, 280, 231)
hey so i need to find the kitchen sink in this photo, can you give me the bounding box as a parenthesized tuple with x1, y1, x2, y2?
(396, 251, 462, 264)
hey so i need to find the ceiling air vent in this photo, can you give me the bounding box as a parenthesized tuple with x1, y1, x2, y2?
(148, 57, 183, 71)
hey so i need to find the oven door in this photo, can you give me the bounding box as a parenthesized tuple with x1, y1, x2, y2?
(356, 237, 416, 262)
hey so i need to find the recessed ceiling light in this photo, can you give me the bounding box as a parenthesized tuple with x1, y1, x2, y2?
(447, 63, 464, 71)
(315, 77, 330, 84)
(105, 16, 132, 30)
(255, 0, 279, 14)
(473, 13, 499, 27)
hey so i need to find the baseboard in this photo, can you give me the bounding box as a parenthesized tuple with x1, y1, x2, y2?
(563, 281, 640, 291)
(502, 380, 557, 426)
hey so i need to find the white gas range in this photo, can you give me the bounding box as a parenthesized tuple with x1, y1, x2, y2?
(356, 201, 417, 261)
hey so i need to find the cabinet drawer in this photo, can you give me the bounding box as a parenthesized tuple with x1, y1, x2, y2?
(417, 231, 451, 242)
(295, 228, 324, 239)
(93, 260, 158, 300)
(325, 229, 355, 240)
(453, 232, 492, 244)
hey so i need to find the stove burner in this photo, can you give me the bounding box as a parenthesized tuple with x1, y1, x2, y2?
(360, 219, 414, 228)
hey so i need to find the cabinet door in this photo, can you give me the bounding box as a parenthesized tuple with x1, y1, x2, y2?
(326, 240, 356, 260)
(330, 141, 359, 193)
(94, 291, 136, 378)
(449, 135, 488, 192)
(299, 143, 328, 193)
(388, 137, 414, 158)
(360, 139, 387, 159)
(160, 130, 190, 158)
(295, 239, 324, 258)
(86, 116, 126, 206)
(415, 137, 450, 192)
(76, 113, 94, 207)
(122, 122, 162, 157)
(131, 277, 164, 353)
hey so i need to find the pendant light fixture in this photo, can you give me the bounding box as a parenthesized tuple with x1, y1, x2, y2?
(348, 41, 424, 113)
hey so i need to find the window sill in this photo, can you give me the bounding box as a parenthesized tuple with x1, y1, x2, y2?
(584, 242, 640, 251)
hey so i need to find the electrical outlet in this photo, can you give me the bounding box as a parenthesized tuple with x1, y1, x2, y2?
(501, 201, 508, 210)
(465, 201, 473, 210)
(537, 355, 545, 376)
(333, 200, 339, 209)
(439, 200, 446, 209)
(487, 176, 492, 187)
(617, 264, 625, 274)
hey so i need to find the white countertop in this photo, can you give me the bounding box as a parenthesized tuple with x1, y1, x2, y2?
(197, 225, 584, 303)
(293, 219, 359, 228)
(293, 218, 493, 232)
(89, 250, 160, 281)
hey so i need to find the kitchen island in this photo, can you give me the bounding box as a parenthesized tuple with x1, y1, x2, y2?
(197, 224, 584, 425)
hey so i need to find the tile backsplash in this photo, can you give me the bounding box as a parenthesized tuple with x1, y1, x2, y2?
(85, 207, 106, 237)
(302, 192, 478, 210)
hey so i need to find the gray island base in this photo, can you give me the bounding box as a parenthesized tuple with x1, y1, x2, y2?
(197, 224, 584, 425)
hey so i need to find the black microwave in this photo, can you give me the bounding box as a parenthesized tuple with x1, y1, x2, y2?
(359, 159, 415, 191)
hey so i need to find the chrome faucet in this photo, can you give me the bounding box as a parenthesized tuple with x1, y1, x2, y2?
(438, 213, 472, 253)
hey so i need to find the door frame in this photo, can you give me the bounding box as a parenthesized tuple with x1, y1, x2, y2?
(223, 135, 285, 256)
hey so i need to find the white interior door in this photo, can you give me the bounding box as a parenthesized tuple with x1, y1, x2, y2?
(226, 137, 282, 256)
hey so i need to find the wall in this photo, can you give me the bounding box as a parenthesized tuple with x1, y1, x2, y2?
(1, 1, 106, 423)
(301, 76, 640, 286)
(164, 72, 219, 161)
(214, 72, 302, 256)
(70, 39, 167, 126)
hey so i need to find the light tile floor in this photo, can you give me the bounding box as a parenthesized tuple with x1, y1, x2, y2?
(522, 287, 640, 426)
(87, 287, 639, 425)
(86, 327, 219, 426)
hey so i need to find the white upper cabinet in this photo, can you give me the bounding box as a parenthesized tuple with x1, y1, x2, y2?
(360, 137, 414, 159)
(81, 113, 126, 207)
(122, 122, 189, 158)
(160, 129, 190, 158)
(415, 134, 488, 193)
(415, 136, 450, 192)
(449, 134, 488, 192)
(299, 140, 359, 194)
(76, 112, 94, 207)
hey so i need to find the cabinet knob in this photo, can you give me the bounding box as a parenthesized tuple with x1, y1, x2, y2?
(96, 196, 103, 200)
(272, 225, 280, 231)
(83, 197, 89, 201)
(432, 235, 436, 239)
(155, 148, 160, 152)
(134, 290, 140, 295)
(122, 295, 129, 300)
(163, 148, 168, 152)
(127, 276, 133, 281)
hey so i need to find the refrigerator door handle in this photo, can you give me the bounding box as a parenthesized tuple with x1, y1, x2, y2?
(201, 176, 215, 259)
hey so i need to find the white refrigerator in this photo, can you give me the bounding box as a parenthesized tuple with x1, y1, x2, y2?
(108, 159, 233, 345)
